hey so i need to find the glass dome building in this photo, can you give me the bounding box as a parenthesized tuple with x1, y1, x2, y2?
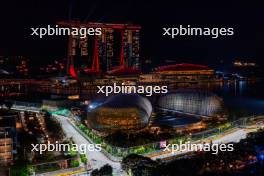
(87, 94, 152, 132)
(157, 89, 225, 117)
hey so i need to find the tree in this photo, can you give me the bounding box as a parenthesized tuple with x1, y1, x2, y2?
(91, 164, 113, 176)
(80, 154, 87, 164)
(99, 164, 112, 176)
(91, 169, 100, 176)
(122, 154, 159, 176)
(11, 164, 34, 176)
(44, 113, 64, 140)
(70, 160, 80, 168)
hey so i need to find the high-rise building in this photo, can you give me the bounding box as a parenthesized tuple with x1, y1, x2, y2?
(123, 29, 140, 69)
(0, 114, 17, 166)
(57, 21, 141, 77)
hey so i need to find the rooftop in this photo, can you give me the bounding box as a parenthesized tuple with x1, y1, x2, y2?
(155, 63, 211, 72)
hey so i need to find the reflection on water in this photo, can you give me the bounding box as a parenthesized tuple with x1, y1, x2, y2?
(209, 80, 264, 117)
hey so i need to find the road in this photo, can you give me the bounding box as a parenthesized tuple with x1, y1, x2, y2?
(53, 115, 124, 176)
(11, 105, 263, 175)
(212, 128, 247, 143)
(148, 128, 254, 160)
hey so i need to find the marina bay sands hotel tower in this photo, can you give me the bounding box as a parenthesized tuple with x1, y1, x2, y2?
(57, 21, 141, 77)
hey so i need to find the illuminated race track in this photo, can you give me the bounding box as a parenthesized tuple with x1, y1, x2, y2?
(53, 115, 124, 176)
(10, 104, 264, 175)
(10, 105, 124, 176)
(146, 127, 260, 161)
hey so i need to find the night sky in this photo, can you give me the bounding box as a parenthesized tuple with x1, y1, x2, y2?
(0, 1, 262, 67)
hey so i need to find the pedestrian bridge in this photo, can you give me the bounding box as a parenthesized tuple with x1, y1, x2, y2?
(10, 101, 41, 113)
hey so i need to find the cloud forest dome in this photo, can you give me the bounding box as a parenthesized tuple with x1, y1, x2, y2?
(157, 89, 225, 117)
(87, 94, 152, 132)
